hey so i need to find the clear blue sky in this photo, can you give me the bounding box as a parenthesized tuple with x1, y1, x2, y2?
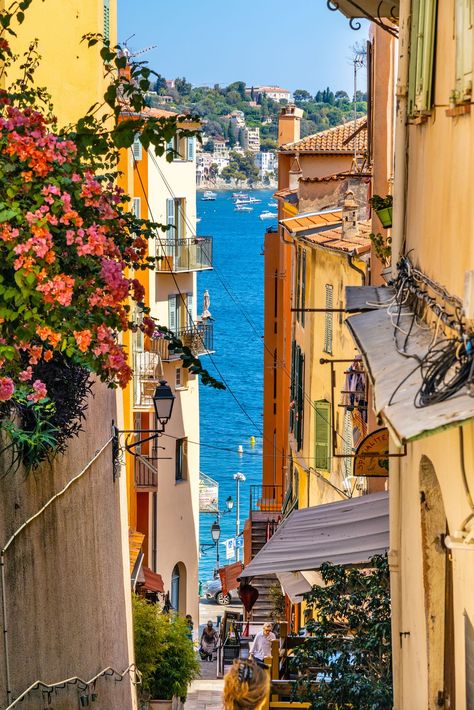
(117, 0, 368, 95)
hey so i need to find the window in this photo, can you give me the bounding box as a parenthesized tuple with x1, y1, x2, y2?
(132, 134, 142, 161)
(291, 344, 305, 451)
(314, 400, 331, 471)
(342, 410, 353, 478)
(323, 284, 333, 354)
(168, 294, 179, 333)
(175, 367, 188, 389)
(166, 198, 186, 240)
(456, 0, 473, 101)
(186, 137, 195, 161)
(175, 438, 188, 481)
(103, 0, 110, 42)
(408, 0, 438, 114)
(301, 249, 306, 327)
(132, 197, 141, 218)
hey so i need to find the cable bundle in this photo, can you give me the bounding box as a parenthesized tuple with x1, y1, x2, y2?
(415, 338, 474, 408)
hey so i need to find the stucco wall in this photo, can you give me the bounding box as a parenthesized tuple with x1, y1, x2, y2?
(0, 382, 135, 709)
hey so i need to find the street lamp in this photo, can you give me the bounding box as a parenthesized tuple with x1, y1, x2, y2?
(226, 496, 234, 512)
(234, 471, 246, 561)
(111, 380, 175, 478)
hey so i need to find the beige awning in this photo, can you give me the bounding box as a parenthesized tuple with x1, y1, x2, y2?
(330, 0, 399, 20)
(241, 492, 389, 579)
(276, 571, 326, 603)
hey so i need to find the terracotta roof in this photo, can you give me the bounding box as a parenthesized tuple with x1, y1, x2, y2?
(302, 221, 372, 255)
(280, 117, 367, 155)
(280, 210, 342, 235)
(299, 170, 372, 183)
(274, 187, 298, 199)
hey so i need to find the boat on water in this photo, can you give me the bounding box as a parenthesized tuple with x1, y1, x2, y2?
(202, 191, 217, 201)
(196, 217, 202, 223)
(235, 197, 252, 205)
(259, 210, 277, 220)
(268, 201, 277, 208)
(235, 205, 253, 212)
(247, 197, 261, 204)
(232, 192, 249, 199)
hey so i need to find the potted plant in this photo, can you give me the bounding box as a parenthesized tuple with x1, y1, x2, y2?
(369, 194, 393, 228)
(133, 595, 200, 710)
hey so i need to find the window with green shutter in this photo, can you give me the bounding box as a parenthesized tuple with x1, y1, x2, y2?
(314, 400, 331, 471)
(408, 0, 438, 115)
(455, 0, 473, 101)
(103, 0, 110, 42)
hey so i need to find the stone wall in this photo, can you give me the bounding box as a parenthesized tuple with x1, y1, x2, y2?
(0, 381, 136, 709)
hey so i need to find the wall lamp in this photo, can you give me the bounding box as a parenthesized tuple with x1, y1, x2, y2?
(112, 380, 175, 478)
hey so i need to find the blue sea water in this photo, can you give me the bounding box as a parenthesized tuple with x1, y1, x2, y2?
(197, 189, 275, 584)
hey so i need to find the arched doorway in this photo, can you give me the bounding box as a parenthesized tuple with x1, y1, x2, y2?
(170, 562, 187, 614)
(419, 455, 454, 709)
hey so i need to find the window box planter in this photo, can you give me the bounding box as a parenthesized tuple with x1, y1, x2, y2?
(375, 207, 392, 228)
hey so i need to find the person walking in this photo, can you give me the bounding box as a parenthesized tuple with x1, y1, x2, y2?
(185, 614, 194, 642)
(223, 659, 270, 710)
(249, 622, 276, 666)
(200, 620, 218, 661)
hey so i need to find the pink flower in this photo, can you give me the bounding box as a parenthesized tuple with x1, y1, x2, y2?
(27, 379, 47, 402)
(19, 367, 33, 382)
(0, 377, 14, 401)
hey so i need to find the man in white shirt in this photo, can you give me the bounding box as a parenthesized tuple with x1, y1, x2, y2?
(250, 622, 276, 664)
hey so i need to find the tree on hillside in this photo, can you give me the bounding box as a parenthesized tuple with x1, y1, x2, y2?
(153, 74, 168, 94)
(226, 81, 247, 100)
(221, 151, 259, 185)
(294, 89, 311, 102)
(203, 139, 215, 153)
(175, 76, 192, 95)
(335, 90, 350, 101)
(260, 137, 277, 151)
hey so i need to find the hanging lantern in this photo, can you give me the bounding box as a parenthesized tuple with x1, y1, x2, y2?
(238, 583, 259, 612)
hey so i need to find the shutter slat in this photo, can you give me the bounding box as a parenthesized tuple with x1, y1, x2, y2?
(314, 401, 331, 471)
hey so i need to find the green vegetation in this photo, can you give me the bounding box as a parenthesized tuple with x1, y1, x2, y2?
(132, 595, 200, 701)
(148, 79, 367, 143)
(221, 151, 259, 185)
(290, 554, 392, 710)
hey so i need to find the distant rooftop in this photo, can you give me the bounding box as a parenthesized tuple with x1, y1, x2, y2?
(280, 117, 367, 155)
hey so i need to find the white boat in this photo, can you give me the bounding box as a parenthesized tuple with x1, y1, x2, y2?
(268, 201, 277, 208)
(196, 217, 202, 223)
(235, 198, 251, 205)
(235, 205, 253, 212)
(259, 210, 277, 220)
(232, 192, 249, 199)
(202, 191, 217, 201)
(247, 197, 261, 204)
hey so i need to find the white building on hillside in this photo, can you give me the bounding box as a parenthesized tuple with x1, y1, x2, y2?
(245, 86, 292, 103)
(243, 126, 260, 152)
(255, 151, 277, 177)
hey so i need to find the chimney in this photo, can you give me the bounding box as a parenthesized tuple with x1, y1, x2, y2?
(342, 190, 359, 240)
(278, 103, 304, 146)
(288, 155, 302, 191)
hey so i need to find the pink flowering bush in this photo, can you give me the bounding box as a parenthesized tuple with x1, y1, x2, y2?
(0, 2, 221, 469)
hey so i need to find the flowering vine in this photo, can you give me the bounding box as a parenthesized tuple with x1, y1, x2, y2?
(0, 1, 223, 469)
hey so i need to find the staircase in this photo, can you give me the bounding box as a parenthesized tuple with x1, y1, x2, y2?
(249, 511, 280, 624)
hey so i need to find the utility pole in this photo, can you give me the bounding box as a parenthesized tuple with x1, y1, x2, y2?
(234, 472, 246, 561)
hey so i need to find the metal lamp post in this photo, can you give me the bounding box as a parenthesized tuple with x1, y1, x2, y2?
(211, 519, 221, 571)
(234, 471, 246, 561)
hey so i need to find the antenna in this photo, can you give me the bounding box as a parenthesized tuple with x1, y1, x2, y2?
(351, 43, 367, 163)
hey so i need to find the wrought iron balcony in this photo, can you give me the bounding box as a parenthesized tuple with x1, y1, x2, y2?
(250, 485, 283, 513)
(134, 453, 158, 490)
(156, 236, 213, 272)
(148, 321, 214, 361)
(133, 348, 163, 409)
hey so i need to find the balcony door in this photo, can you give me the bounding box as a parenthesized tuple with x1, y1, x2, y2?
(166, 198, 186, 263)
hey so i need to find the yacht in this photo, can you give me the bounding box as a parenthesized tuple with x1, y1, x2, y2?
(259, 210, 277, 220)
(202, 191, 217, 201)
(235, 205, 253, 212)
(232, 192, 249, 200)
(268, 201, 277, 208)
(247, 197, 261, 204)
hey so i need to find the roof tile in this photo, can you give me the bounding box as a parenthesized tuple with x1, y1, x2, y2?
(280, 117, 367, 155)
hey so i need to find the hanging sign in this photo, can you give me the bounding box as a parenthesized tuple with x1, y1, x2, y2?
(224, 538, 236, 560)
(353, 428, 389, 477)
(199, 472, 219, 513)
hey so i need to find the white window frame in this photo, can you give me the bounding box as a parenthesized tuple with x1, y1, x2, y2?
(132, 134, 142, 161)
(132, 197, 141, 219)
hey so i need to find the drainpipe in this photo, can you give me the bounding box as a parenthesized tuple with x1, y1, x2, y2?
(347, 252, 366, 285)
(391, 0, 411, 278)
(388, 446, 403, 710)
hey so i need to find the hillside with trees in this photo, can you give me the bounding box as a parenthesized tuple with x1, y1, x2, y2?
(147, 77, 367, 146)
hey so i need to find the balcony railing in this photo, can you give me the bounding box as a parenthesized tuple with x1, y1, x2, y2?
(133, 348, 163, 409)
(156, 237, 213, 272)
(148, 322, 214, 361)
(250, 485, 283, 513)
(135, 453, 158, 490)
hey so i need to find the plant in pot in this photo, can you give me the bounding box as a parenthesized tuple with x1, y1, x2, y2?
(369, 194, 393, 228)
(133, 595, 200, 710)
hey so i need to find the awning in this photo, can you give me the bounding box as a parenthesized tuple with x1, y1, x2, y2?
(345, 293, 474, 444)
(142, 566, 164, 593)
(241, 492, 389, 579)
(345, 285, 395, 312)
(329, 0, 399, 21)
(276, 571, 325, 603)
(280, 210, 342, 236)
(129, 530, 145, 591)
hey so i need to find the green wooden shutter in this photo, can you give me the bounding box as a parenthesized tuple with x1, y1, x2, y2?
(314, 400, 331, 471)
(301, 249, 306, 328)
(408, 0, 438, 114)
(456, 0, 473, 100)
